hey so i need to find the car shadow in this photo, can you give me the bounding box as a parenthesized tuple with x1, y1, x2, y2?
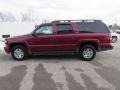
(28, 54, 80, 61)
(0, 52, 90, 62)
(0, 51, 79, 61)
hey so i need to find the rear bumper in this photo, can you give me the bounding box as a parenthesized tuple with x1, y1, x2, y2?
(4, 47, 10, 54)
(98, 45, 113, 51)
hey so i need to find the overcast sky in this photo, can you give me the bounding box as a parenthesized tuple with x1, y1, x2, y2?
(0, 0, 120, 24)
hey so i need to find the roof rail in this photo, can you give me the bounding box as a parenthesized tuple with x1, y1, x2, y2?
(52, 20, 102, 23)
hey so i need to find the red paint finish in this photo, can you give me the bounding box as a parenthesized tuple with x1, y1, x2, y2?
(4, 20, 113, 54)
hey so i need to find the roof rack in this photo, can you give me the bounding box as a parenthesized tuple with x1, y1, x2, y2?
(52, 20, 102, 23)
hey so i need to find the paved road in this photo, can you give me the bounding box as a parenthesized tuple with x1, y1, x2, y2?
(0, 42, 120, 90)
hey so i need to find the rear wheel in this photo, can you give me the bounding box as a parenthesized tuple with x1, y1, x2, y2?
(79, 45, 96, 61)
(11, 45, 28, 61)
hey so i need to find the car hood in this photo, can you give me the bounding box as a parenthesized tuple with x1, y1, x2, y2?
(7, 34, 31, 42)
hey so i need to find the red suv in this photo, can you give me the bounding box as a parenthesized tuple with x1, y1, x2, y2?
(4, 20, 113, 61)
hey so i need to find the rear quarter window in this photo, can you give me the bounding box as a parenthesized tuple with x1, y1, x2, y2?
(77, 22, 110, 33)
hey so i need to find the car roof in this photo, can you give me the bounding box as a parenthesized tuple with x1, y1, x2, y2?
(52, 20, 102, 23)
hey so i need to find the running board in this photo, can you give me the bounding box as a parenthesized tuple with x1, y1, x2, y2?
(32, 51, 78, 55)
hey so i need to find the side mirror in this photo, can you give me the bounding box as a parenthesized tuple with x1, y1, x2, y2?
(32, 32, 36, 37)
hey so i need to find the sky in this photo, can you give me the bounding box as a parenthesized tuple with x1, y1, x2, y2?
(0, 0, 120, 24)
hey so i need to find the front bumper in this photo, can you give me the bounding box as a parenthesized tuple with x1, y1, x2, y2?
(4, 47, 10, 54)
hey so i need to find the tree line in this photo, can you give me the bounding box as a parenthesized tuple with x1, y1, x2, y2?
(0, 12, 40, 22)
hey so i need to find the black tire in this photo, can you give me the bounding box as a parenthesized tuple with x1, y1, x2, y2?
(79, 44, 96, 61)
(112, 36, 117, 43)
(11, 45, 28, 61)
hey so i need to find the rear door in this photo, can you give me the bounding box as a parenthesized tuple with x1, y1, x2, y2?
(53, 23, 77, 51)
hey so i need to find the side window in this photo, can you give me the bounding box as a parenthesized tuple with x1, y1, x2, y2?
(56, 24, 73, 34)
(35, 25, 53, 35)
(77, 22, 109, 33)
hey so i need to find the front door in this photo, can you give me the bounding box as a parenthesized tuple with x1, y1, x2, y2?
(27, 25, 55, 52)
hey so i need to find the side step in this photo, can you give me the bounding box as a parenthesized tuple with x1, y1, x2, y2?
(32, 51, 78, 55)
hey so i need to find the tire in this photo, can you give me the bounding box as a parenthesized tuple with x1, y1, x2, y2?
(11, 45, 28, 61)
(112, 36, 117, 43)
(79, 44, 96, 61)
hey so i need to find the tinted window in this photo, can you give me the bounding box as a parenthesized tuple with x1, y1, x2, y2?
(77, 22, 109, 33)
(56, 24, 73, 34)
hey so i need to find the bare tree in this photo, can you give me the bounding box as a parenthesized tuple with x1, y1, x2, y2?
(0, 12, 6, 22)
(21, 9, 40, 22)
(21, 13, 31, 22)
(0, 12, 16, 22)
(6, 13, 16, 22)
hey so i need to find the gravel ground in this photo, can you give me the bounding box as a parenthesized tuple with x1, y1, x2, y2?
(0, 41, 120, 90)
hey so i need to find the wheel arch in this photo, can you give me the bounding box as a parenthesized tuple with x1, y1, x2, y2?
(9, 42, 28, 52)
(79, 41, 98, 51)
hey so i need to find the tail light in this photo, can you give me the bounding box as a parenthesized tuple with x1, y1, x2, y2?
(110, 35, 112, 43)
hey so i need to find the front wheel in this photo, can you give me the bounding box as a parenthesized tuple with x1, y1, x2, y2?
(11, 45, 28, 61)
(79, 45, 96, 61)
